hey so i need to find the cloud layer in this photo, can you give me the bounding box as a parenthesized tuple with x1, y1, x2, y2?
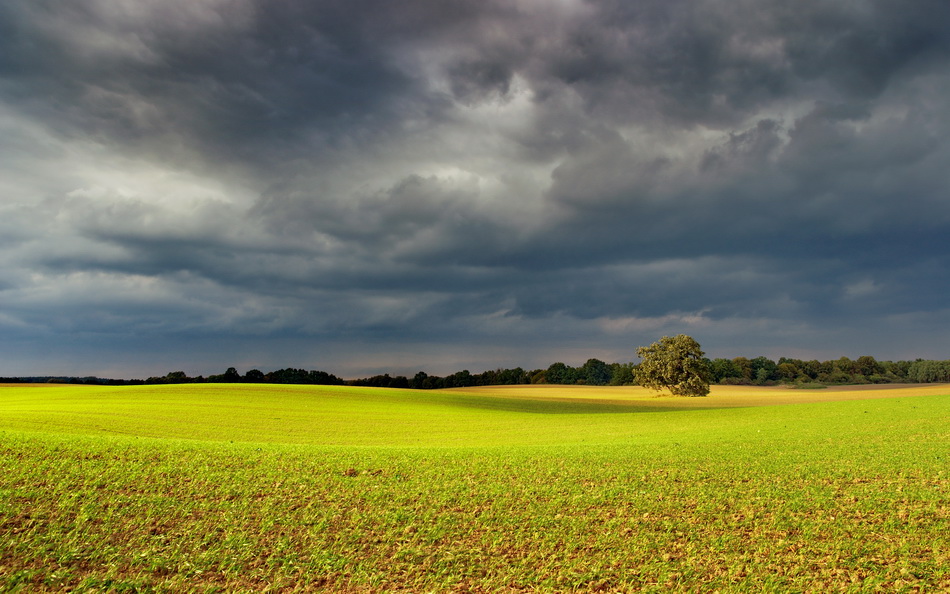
(3, 0, 949, 377)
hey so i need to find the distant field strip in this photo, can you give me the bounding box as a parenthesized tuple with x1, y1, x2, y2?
(0, 384, 948, 591)
(1, 383, 948, 447)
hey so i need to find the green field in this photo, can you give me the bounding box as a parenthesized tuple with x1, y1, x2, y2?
(1, 383, 948, 592)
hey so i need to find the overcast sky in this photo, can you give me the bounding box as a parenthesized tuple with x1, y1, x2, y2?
(2, 0, 949, 378)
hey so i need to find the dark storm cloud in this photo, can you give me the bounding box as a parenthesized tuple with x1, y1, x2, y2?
(531, 0, 950, 125)
(0, 0, 421, 171)
(3, 0, 950, 376)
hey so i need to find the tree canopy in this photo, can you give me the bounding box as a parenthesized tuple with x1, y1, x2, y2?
(635, 334, 712, 397)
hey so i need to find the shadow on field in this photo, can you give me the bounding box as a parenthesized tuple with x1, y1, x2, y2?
(433, 384, 950, 414)
(437, 394, 719, 415)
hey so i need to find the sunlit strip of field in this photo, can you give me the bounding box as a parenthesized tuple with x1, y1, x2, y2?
(449, 382, 950, 408)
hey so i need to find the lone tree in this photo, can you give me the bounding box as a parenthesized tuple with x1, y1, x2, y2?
(636, 334, 712, 397)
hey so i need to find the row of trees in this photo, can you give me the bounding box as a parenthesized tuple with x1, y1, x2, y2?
(706, 355, 950, 385)
(339, 352, 950, 392)
(10, 350, 949, 390)
(140, 368, 344, 386)
(349, 360, 638, 390)
(349, 368, 535, 389)
(905, 359, 950, 383)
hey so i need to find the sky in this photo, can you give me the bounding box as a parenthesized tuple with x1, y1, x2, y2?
(2, 0, 949, 379)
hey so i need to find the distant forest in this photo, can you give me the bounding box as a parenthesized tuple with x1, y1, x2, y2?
(5, 355, 950, 388)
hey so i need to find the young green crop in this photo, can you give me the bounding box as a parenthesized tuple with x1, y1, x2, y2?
(0, 384, 947, 592)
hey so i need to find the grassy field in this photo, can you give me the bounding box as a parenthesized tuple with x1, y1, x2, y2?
(0, 383, 948, 592)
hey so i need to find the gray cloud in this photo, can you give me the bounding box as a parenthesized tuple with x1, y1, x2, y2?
(2, 0, 950, 377)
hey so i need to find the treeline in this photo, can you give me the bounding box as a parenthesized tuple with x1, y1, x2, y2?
(707, 356, 950, 386)
(4, 356, 950, 388)
(0, 376, 141, 385)
(350, 359, 637, 389)
(0, 368, 345, 387)
(142, 368, 345, 386)
(348, 356, 950, 389)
